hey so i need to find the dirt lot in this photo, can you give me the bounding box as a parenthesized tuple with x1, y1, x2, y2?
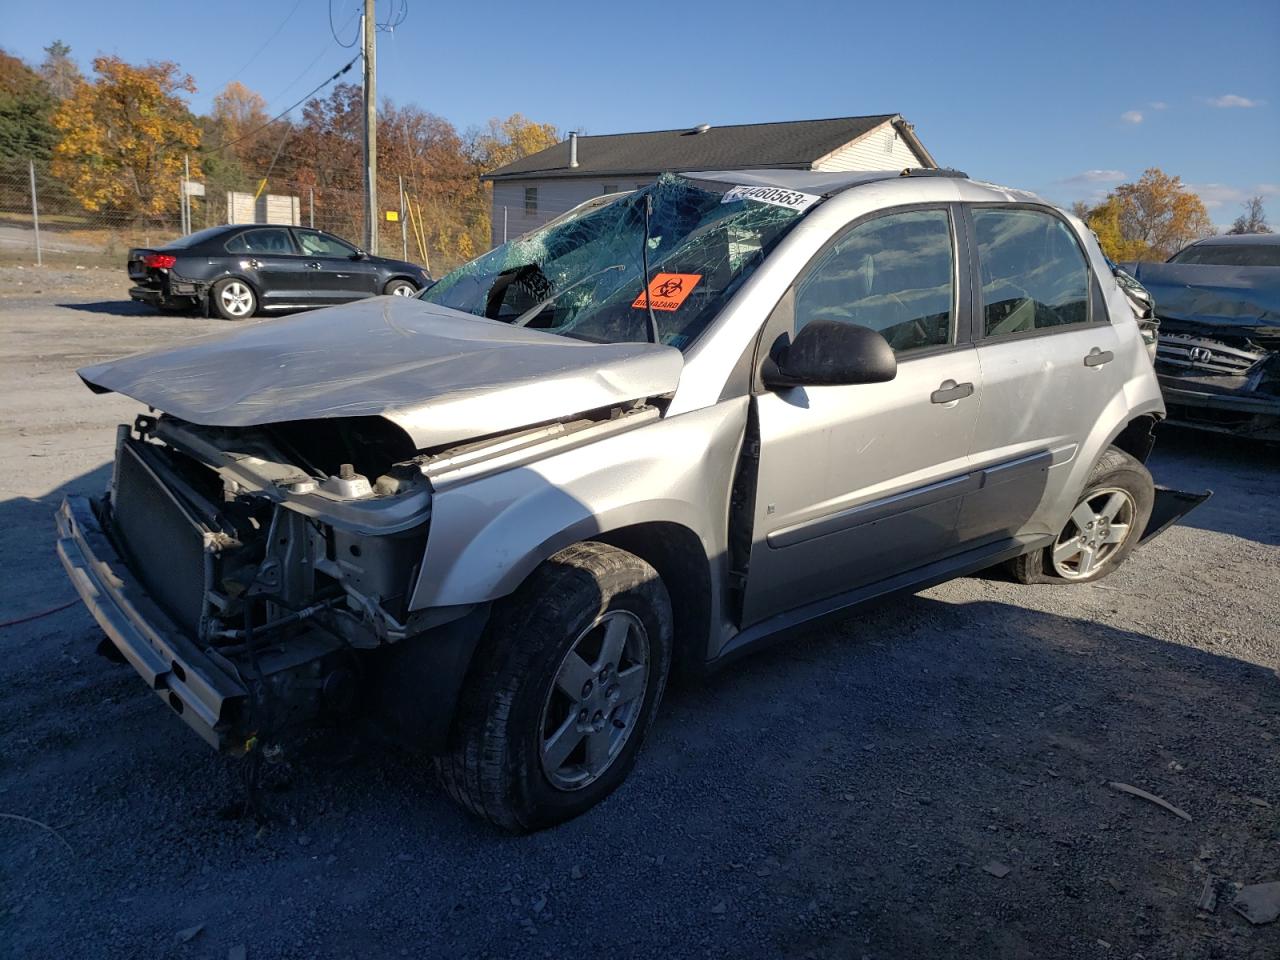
(1, 265, 1277, 960)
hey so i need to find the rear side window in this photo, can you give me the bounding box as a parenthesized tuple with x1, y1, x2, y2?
(1170, 243, 1280, 267)
(974, 208, 1089, 337)
(795, 209, 954, 354)
(225, 228, 296, 254)
(295, 231, 356, 257)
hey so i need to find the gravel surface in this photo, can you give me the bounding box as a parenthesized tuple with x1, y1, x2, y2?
(2, 266, 1278, 959)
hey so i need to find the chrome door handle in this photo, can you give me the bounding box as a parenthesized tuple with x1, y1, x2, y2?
(306, 261, 322, 269)
(1084, 348, 1114, 367)
(930, 380, 974, 404)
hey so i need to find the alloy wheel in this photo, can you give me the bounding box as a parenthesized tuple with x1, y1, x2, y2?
(538, 610, 649, 791)
(391, 282, 416, 296)
(1051, 487, 1137, 580)
(219, 281, 253, 317)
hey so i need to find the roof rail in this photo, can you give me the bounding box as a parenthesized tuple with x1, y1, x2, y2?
(899, 167, 969, 178)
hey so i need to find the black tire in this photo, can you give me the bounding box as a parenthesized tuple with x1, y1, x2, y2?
(1009, 446, 1154, 585)
(383, 279, 418, 297)
(210, 278, 257, 320)
(438, 542, 672, 832)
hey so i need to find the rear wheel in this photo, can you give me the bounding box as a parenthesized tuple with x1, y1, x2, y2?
(438, 542, 672, 832)
(211, 278, 256, 320)
(384, 279, 418, 297)
(1010, 447, 1154, 584)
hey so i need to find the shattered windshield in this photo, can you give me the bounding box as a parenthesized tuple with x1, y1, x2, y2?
(420, 174, 813, 349)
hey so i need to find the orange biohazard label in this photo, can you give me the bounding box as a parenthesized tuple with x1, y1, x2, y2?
(632, 273, 702, 311)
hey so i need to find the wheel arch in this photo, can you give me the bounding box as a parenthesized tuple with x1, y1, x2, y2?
(591, 521, 713, 679)
(1108, 412, 1161, 464)
(383, 274, 421, 293)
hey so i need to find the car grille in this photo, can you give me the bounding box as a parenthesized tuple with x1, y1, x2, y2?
(1156, 335, 1263, 376)
(112, 441, 211, 637)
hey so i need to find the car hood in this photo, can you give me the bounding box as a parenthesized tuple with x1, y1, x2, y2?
(78, 296, 684, 449)
(1122, 261, 1280, 336)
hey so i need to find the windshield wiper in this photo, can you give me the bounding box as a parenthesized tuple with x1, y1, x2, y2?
(509, 263, 627, 328)
(640, 193, 660, 344)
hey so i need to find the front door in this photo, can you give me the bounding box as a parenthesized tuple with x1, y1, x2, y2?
(742, 207, 981, 627)
(293, 229, 381, 302)
(957, 205, 1124, 544)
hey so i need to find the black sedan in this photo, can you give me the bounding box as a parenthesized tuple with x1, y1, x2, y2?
(128, 224, 431, 320)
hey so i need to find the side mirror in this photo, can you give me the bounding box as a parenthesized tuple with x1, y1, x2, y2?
(351, 249, 368, 260)
(762, 318, 897, 389)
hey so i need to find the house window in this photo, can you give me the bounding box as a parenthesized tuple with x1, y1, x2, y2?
(602, 184, 619, 195)
(524, 187, 538, 217)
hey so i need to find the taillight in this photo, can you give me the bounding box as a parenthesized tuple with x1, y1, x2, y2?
(142, 253, 177, 269)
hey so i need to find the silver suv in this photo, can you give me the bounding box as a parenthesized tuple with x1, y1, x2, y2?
(57, 169, 1201, 831)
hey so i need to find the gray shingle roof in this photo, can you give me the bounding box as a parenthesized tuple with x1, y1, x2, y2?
(483, 115, 926, 181)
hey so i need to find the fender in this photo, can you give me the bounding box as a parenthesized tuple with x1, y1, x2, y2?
(409, 399, 748, 612)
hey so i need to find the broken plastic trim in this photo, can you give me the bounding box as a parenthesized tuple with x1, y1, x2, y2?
(1139, 486, 1212, 545)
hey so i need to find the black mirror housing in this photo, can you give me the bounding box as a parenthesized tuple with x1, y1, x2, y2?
(762, 319, 897, 389)
(352, 249, 368, 260)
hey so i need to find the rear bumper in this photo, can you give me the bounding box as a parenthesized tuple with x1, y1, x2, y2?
(128, 284, 162, 304)
(55, 495, 246, 750)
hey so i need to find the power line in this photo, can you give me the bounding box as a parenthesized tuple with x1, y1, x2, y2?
(216, 0, 306, 90)
(206, 55, 360, 154)
(329, 0, 361, 47)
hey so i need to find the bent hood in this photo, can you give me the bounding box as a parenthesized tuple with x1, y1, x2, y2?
(1123, 261, 1280, 334)
(78, 296, 683, 449)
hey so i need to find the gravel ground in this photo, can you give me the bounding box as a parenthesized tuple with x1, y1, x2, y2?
(1, 266, 1278, 960)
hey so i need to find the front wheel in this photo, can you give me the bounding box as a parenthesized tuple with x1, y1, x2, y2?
(384, 279, 418, 297)
(438, 542, 672, 832)
(1010, 446, 1154, 584)
(211, 278, 257, 320)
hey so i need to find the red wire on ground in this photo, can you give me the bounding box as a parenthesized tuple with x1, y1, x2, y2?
(0, 598, 80, 628)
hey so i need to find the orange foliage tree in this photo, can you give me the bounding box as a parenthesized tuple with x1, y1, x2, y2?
(1085, 168, 1213, 261)
(51, 56, 201, 216)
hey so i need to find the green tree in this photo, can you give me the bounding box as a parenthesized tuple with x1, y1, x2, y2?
(0, 50, 57, 175)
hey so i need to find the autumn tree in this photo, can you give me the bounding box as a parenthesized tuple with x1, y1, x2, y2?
(39, 40, 82, 100)
(1227, 195, 1272, 235)
(1084, 168, 1212, 261)
(51, 56, 201, 217)
(469, 113, 560, 173)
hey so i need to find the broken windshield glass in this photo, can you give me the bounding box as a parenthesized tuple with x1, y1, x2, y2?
(420, 174, 812, 350)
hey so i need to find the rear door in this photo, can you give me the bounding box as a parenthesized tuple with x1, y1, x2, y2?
(742, 205, 982, 626)
(293, 229, 381, 302)
(224, 227, 310, 306)
(957, 204, 1124, 544)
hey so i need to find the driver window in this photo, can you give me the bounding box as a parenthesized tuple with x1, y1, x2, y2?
(297, 231, 356, 257)
(795, 209, 954, 354)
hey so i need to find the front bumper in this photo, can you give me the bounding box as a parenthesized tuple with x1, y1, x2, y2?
(55, 495, 246, 749)
(1157, 376, 1280, 440)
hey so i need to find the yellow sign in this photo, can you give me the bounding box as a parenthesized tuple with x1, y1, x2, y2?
(385, 210, 400, 222)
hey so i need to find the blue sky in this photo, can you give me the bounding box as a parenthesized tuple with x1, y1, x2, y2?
(3, 0, 1276, 225)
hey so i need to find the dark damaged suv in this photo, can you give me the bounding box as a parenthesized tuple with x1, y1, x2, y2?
(128, 225, 430, 320)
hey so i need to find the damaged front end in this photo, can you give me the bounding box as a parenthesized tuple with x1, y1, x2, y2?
(56, 412, 439, 751)
(1155, 323, 1280, 442)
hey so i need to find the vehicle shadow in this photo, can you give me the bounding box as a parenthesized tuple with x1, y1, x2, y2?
(56, 300, 170, 317)
(1150, 423, 1280, 546)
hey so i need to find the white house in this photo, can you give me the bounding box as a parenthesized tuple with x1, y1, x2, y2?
(482, 114, 937, 246)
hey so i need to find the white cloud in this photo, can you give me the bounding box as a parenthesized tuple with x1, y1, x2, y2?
(1120, 110, 1143, 124)
(1204, 94, 1266, 108)
(1059, 169, 1127, 185)
(1149, 101, 1168, 110)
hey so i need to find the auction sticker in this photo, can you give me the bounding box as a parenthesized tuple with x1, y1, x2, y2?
(632, 273, 702, 311)
(721, 185, 820, 212)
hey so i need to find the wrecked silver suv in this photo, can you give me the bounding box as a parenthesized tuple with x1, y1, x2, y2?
(57, 170, 1204, 831)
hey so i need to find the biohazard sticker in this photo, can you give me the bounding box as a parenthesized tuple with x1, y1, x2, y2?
(721, 185, 820, 212)
(632, 273, 702, 311)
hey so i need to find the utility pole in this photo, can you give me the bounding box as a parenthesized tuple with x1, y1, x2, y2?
(399, 175, 407, 260)
(183, 153, 191, 235)
(362, 0, 377, 254)
(29, 159, 42, 267)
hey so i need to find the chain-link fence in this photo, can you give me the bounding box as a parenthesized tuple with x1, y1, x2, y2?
(0, 158, 631, 277)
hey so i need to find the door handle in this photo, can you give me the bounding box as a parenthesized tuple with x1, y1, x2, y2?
(247, 258, 260, 269)
(306, 261, 322, 269)
(930, 380, 974, 404)
(1084, 348, 1114, 367)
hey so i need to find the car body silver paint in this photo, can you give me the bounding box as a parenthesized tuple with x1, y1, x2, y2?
(76, 295, 683, 450)
(410, 397, 746, 651)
